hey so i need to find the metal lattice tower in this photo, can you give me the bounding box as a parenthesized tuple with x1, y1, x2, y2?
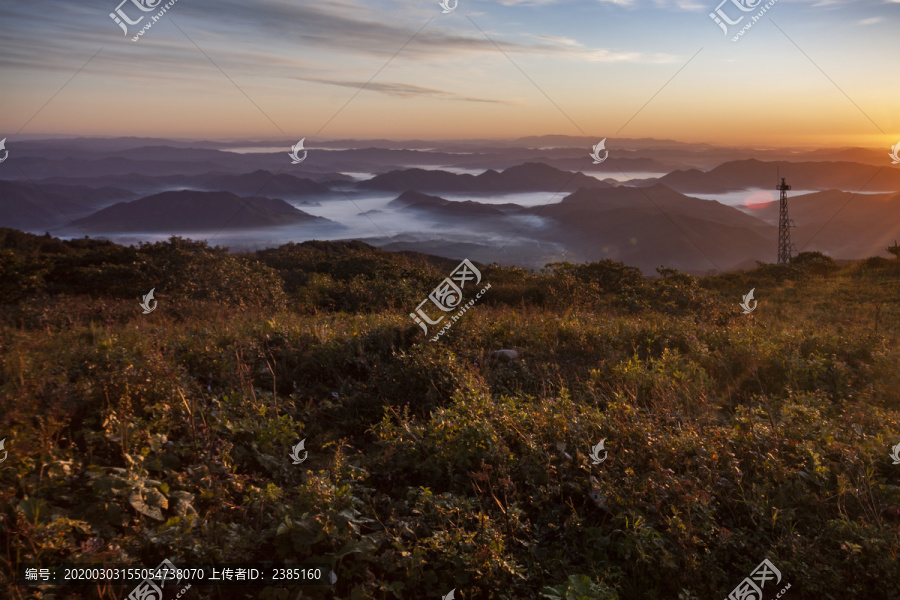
(776, 176, 793, 265)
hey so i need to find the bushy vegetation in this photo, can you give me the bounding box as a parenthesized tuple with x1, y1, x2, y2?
(1, 228, 899, 599)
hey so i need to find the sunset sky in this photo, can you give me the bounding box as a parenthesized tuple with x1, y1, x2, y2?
(0, 0, 897, 147)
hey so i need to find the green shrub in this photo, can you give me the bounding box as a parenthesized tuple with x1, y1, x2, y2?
(3, 231, 900, 600)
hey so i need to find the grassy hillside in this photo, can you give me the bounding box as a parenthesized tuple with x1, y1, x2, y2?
(1, 228, 899, 599)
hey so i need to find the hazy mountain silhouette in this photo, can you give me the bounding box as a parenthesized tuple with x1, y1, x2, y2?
(96, 145, 241, 163)
(199, 170, 330, 197)
(660, 159, 900, 193)
(6, 137, 900, 272)
(528, 184, 775, 273)
(36, 171, 351, 195)
(655, 169, 734, 193)
(39, 183, 137, 206)
(515, 136, 897, 169)
(0, 180, 134, 230)
(754, 189, 900, 258)
(40, 173, 194, 193)
(28, 135, 886, 166)
(359, 162, 613, 194)
(388, 190, 524, 217)
(7, 139, 895, 187)
(72, 190, 331, 232)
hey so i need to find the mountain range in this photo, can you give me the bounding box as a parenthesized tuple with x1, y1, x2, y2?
(755, 189, 900, 258)
(388, 190, 523, 217)
(522, 184, 774, 273)
(658, 159, 900, 193)
(71, 190, 331, 233)
(360, 163, 612, 194)
(0, 180, 134, 230)
(2, 137, 899, 273)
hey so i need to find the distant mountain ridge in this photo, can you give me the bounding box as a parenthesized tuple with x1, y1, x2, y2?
(73, 190, 330, 232)
(388, 190, 523, 217)
(359, 162, 613, 193)
(523, 183, 775, 273)
(659, 159, 900, 193)
(200, 170, 330, 196)
(0, 180, 135, 230)
(4, 137, 899, 272)
(754, 189, 900, 258)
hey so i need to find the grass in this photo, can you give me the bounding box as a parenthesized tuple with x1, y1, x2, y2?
(0, 229, 899, 599)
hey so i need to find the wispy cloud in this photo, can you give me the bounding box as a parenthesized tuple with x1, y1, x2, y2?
(494, 0, 565, 5)
(536, 34, 583, 48)
(296, 77, 513, 103)
(531, 34, 679, 63)
(0, 0, 680, 75)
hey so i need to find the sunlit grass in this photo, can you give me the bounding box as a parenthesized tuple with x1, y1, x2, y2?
(1, 235, 899, 599)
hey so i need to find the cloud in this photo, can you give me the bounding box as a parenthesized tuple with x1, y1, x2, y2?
(536, 35, 582, 48)
(529, 34, 680, 63)
(493, 0, 566, 5)
(858, 16, 883, 24)
(643, 0, 708, 9)
(584, 49, 679, 63)
(0, 0, 689, 89)
(296, 77, 513, 104)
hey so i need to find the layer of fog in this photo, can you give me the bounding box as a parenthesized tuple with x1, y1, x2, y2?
(52, 163, 895, 263)
(71, 189, 553, 257)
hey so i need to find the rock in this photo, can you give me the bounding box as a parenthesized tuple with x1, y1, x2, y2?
(491, 349, 519, 362)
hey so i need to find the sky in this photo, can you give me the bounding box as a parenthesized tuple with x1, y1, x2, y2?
(0, 0, 898, 147)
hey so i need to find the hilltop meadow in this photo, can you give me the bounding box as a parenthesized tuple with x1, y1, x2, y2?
(1, 228, 899, 599)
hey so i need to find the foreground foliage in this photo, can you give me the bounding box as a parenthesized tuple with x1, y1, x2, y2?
(1, 230, 899, 599)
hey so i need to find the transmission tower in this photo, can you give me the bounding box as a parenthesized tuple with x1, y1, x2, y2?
(776, 176, 794, 265)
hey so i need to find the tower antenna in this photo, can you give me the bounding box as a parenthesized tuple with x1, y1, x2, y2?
(776, 174, 793, 265)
